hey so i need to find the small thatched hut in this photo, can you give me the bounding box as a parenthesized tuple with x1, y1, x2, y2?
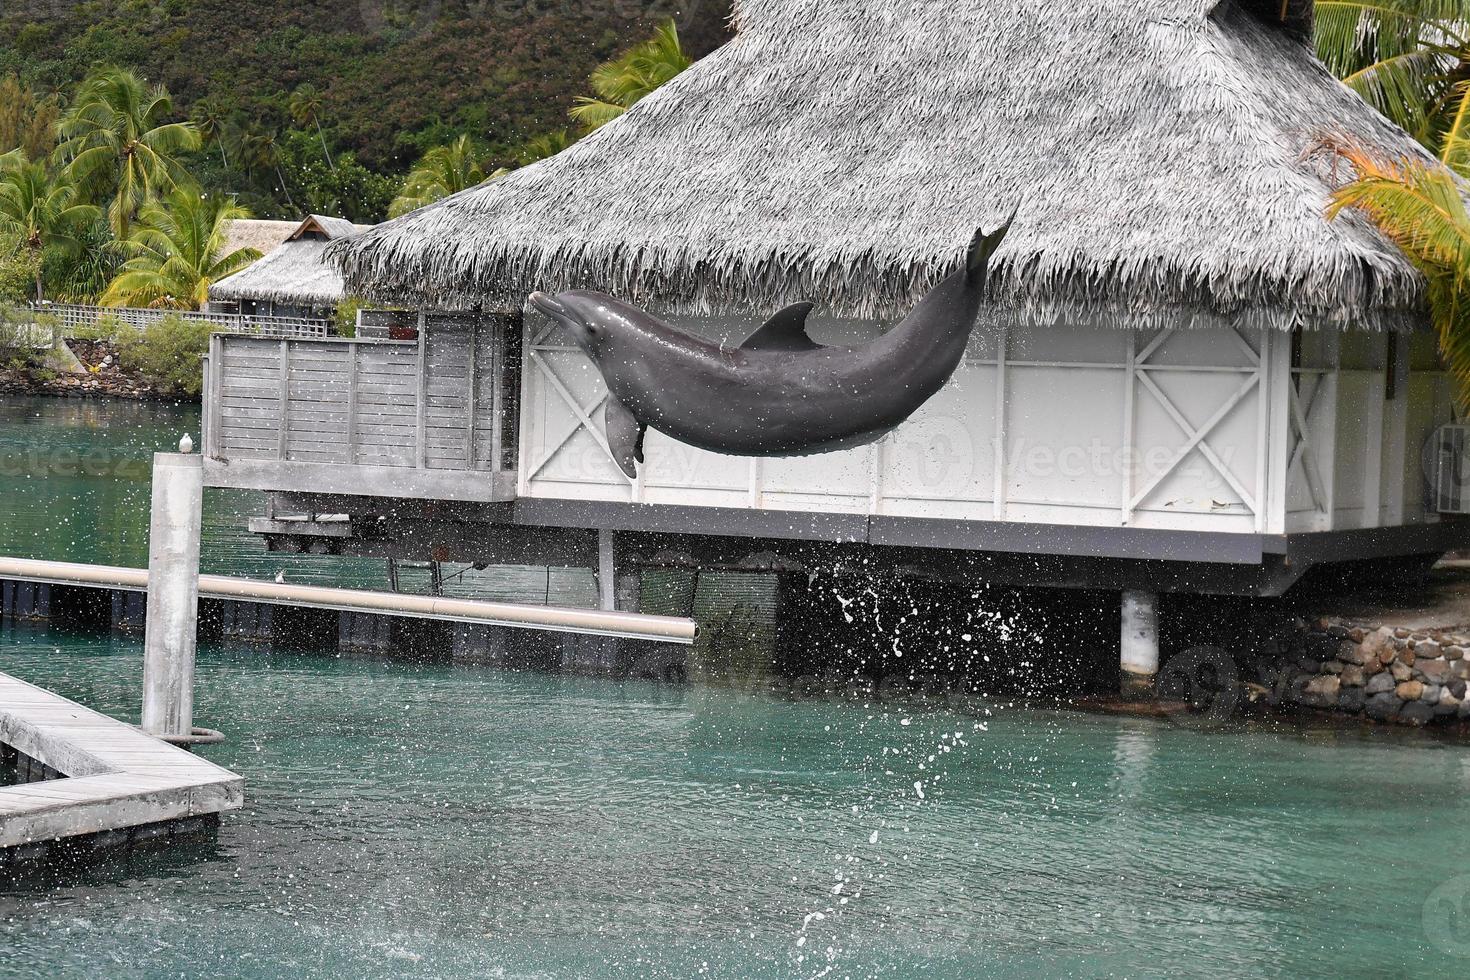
(201, 0, 1469, 647)
(211, 215, 370, 320)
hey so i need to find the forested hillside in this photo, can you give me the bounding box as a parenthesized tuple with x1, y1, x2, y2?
(0, 0, 731, 220)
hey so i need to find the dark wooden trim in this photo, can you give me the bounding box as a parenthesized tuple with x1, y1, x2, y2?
(512, 498, 870, 543)
(509, 498, 1470, 567)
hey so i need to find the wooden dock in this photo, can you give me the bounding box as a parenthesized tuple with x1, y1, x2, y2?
(0, 670, 242, 855)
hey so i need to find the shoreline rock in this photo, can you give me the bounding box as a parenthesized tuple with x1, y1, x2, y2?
(1274, 617, 1470, 727)
(0, 339, 197, 403)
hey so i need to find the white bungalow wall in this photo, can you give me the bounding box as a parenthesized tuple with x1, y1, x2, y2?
(518, 310, 1452, 537)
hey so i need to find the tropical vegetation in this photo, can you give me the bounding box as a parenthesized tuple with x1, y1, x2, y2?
(100, 189, 260, 310)
(113, 313, 217, 396)
(570, 20, 692, 133)
(0, 2, 730, 219)
(1316, 2, 1470, 406)
(56, 67, 200, 239)
(389, 136, 502, 218)
(388, 21, 690, 218)
(0, 155, 100, 302)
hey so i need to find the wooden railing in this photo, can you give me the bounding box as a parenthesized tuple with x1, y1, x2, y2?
(34, 303, 331, 339)
(205, 327, 514, 475)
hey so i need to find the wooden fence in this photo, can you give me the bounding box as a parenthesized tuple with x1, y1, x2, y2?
(205, 323, 516, 475)
(35, 303, 330, 339)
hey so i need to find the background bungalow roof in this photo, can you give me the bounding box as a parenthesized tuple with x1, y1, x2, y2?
(331, 0, 1432, 330)
(212, 214, 371, 307)
(218, 219, 298, 263)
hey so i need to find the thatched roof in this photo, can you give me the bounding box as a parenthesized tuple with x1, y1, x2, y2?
(219, 219, 298, 262)
(331, 0, 1433, 331)
(212, 215, 371, 308)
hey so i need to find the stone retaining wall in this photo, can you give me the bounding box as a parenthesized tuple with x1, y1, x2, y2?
(1283, 619, 1470, 726)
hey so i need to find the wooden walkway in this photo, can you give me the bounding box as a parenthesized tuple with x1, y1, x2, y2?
(0, 671, 243, 851)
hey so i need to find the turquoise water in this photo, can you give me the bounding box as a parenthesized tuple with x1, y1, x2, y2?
(0, 395, 595, 601)
(2, 396, 1470, 977)
(3, 629, 1470, 978)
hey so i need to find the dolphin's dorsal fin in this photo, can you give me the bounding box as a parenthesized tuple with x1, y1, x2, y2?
(739, 302, 819, 352)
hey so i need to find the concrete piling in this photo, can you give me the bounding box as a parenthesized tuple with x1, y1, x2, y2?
(1120, 588, 1160, 697)
(140, 447, 204, 739)
(2, 580, 52, 621)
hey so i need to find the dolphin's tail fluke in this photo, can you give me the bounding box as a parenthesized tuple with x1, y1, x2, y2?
(965, 210, 1016, 287)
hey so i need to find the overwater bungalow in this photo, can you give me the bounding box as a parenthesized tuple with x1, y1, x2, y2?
(209, 215, 370, 321)
(200, 0, 1467, 685)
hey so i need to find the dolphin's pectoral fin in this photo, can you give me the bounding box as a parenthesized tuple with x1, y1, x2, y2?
(603, 396, 644, 479)
(739, 302, 820, 352)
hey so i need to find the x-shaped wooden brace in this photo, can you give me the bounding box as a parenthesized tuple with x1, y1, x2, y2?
(524, 348, 630, 484)
(1287, 373, 1327, 514)
(1128, 327, 1260, 514)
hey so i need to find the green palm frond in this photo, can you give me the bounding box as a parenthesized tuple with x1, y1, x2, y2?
(1440, 82, 1470, 174)
(569, 20, 691, 133)
(389, 135, 490, 218)
(514, 129, 575, 166)
(568, 98, 631, 131)
(101, 188, 257, 309)
(1324, 140, 1470, 406)
(1316, 2, 1470, 140)
(56, 67, 200, 239)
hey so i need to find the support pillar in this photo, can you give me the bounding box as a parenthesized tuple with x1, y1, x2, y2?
(597, 528, 616, 612)
(1120, 588, 1159, 698)
(141, 443, 204, 739)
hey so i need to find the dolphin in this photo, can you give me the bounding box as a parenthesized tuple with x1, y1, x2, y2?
(528, 218, 1012, 479)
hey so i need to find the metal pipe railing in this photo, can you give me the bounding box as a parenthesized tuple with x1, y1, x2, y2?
(0, 556, 697, 645)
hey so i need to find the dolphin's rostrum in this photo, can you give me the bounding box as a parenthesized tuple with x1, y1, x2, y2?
(529, 218, 1013, 479)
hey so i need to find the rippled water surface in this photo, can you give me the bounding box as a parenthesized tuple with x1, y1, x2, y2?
(0, 396, 593, 600)
(2, 397, 1470, 978)
(4, 632, 1470, 978)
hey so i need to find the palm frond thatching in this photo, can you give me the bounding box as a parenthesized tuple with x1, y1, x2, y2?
(330, 0, 1439, 329)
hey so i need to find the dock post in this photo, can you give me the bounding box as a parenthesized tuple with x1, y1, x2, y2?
(597, 529, 616, 612)
(1120, 588, 1159, 697)
(141, 440, 204, 739)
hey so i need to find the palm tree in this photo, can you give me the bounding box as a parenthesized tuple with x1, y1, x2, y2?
(0, 75, 60, 162)
(389, 135, 503, 217)
(514, 129, 575, 166)
(289, 84, 335, 172)
(1314, 3, 1470, 156)
(0, 159, 101, 302)
(1324, 141, 1470, 407)
(193, 99, 231, 170)
(55, 67, 201, 240)
(1314, 6, 1470, 407)
(100, 188, 260, 309)
(569, 20, 691, 133)
(238, 127, 296, 211)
